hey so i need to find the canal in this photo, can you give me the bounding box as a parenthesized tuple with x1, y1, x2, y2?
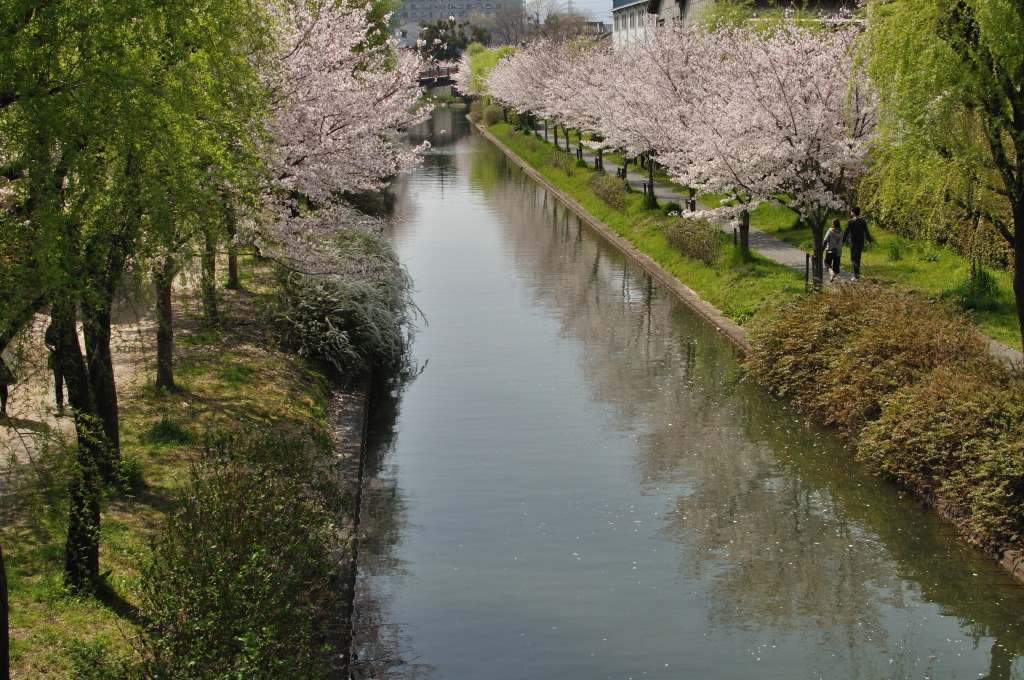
(350, 108, 1024, 679)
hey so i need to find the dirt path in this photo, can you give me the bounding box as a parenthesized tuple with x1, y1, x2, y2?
(1, 297, 155, 487)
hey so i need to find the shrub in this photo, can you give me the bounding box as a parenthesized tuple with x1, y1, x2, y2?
(858, 360, 1024, 548)
(662, 201, 682, 216)
(482, 104, 503, 126)
(642, 191, 659, 211)
(585, 171, 628, 211)
(268, 229, 416, 375)
(944, 266, 1001, 312)
(549, 150, 576, 176)
(136, 429, 342, 680)
(107, 456, 146, 498)
(140, 416, 193, 446)
(743, 284, 986, 434)
(467, 99, 484, 123)
(887, 242, 902, 261)
(665, 216, 727, 267)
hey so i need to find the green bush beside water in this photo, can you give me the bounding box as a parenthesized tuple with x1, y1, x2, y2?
(268, 227, 416, 376)
(137, 429, 342, 680)
(745, 284, 1024, 554)
(4, 241, 414, 676)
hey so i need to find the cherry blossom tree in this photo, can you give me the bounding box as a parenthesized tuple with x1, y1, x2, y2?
(454, 50, 477, 96)
(703, 22, 873, 284)
(487, 39, 563, 129)
(587, 19, 709, 196)
(150, 0, 428, 390)
(258, 0, 428, 272)
(487, 38, 604, 152)
(485, 19, 873, 284)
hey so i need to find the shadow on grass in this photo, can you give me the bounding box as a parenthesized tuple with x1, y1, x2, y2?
(94, 578, 143, 626)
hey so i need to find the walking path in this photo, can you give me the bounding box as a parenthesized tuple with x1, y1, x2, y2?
(1, 297, 154, 490)
(555, 134, 1022, 367)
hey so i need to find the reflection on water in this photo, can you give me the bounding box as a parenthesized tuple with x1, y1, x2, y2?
(352, 109, 1024, 680)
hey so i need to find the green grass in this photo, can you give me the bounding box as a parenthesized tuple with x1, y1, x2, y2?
(742, 201, 1021, 349)
(492, 123, 810, 326)
(518, 122, 1022, 351)
(2, 272, 334, 678)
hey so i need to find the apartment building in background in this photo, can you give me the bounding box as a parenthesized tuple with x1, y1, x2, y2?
(394, 0, 523, 25)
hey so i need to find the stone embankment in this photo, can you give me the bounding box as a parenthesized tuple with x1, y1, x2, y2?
(477, 124, 749, 354)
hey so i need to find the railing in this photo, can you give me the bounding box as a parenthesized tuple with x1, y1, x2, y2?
(418, 66, 458, 80)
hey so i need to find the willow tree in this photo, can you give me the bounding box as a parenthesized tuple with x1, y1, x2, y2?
(0, 0, 274, 589)
(864, 0, 1024, 343)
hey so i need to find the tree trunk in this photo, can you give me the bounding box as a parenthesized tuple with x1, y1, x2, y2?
(1, 544, 8, 680)
(82, 300, 119, 482)
(597, 147, 603, 171)
(201, 230, 218, 324)
(739, 209, 750, 256)
(154, 258, 176, 391)
(810, 220, 825, 287)
(225, 199, 240, 291)
(1014, 224, 1024, 347)
(50, 302, 104, 590)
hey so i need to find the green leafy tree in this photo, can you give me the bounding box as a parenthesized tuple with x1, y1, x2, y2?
(0, 0, 274, 589)
(864, 0, 1024, 343)
(1, 545, 7, 680)
(419, 17, 490, 62)
(459, 43, 517, 96)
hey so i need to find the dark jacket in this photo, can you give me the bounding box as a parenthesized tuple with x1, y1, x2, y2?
(844, 217, 873, 250)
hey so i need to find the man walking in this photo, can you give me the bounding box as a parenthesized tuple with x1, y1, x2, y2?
(844, 206, 874, 281)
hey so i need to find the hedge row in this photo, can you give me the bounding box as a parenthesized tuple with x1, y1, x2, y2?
(744, 283, 1024, 551)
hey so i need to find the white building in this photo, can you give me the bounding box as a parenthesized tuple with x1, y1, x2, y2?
(394, 0, 523, 25)
(612, 0, 852, 48)
(611, 0, 651, 48)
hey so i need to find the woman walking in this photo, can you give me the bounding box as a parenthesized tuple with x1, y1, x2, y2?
(824, 218, 844, 283)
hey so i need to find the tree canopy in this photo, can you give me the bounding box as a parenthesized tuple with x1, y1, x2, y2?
(0, 0, 425, 590)
(419, 16, 490, 62)
(863, 0, 1024, 341)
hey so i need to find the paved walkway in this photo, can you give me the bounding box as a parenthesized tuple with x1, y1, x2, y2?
(538, 129, 1023, 366)
(1, 298, 154, 490)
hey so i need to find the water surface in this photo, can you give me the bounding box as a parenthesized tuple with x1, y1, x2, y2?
(352, 108, 1024, 680)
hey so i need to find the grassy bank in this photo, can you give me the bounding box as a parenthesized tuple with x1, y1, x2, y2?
(2, 265, 357, 678)
(487, 122, 806, 325)
(492, 120, 1022, 351)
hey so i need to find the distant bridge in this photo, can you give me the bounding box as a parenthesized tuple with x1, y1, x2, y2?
(418, 66, 457, 88)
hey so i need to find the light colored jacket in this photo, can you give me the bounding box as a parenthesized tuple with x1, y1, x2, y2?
(824, 227, 844, 253)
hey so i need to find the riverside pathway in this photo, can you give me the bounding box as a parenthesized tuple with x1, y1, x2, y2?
(0, 300, 154, 490)
(541, 131, 1023, 367)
